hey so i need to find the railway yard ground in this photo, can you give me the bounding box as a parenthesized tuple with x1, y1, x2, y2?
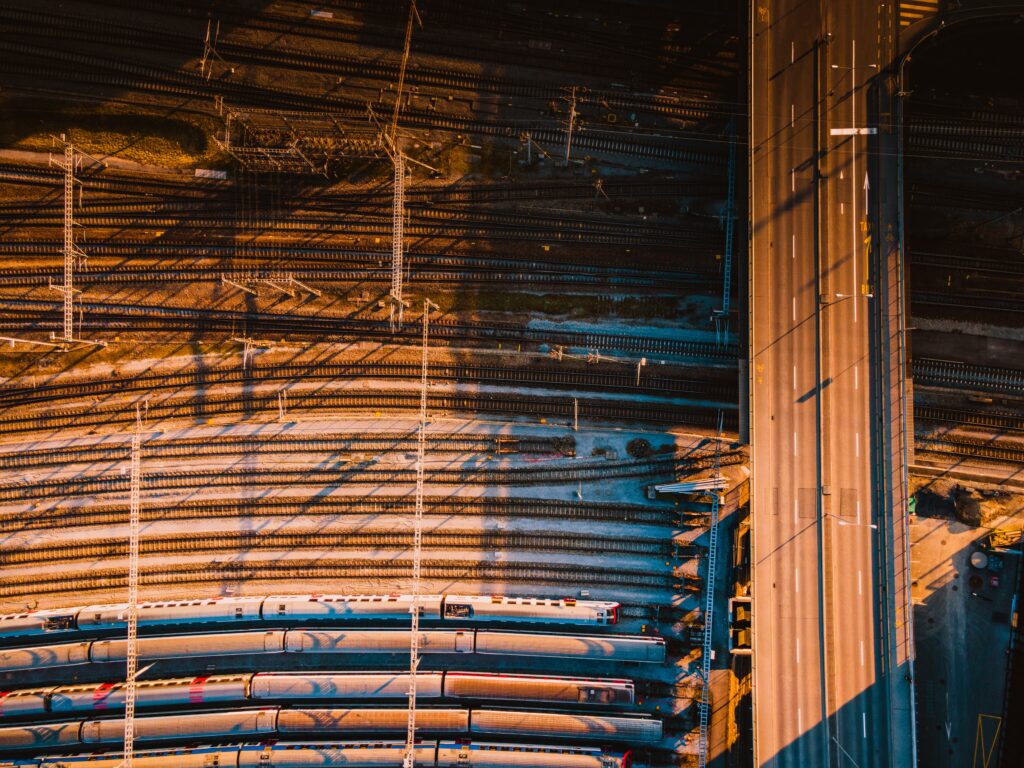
(0, 1, 1022, 766)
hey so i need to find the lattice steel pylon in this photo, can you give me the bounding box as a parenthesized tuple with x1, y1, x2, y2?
(404, 298, 437, 768)
(122, 404, 143, 768)
(48, 135, 106, 349)
(697, 412, 726, 768)
(390, 151, 407, 332)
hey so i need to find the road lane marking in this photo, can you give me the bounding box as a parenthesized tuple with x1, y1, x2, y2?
(791, 41, 795, 63)
(863, 712, 868, 738)
(857, 499, 861, 524)
(792, 233, 796, 259)
(791, 167, 795, 192)
(795, 567, 800, 593)
(796, 637, 801, 663)
(793, 430, 798, 456)
(840, 202, 845, 215)
(858, 570, 863, 595)
(855, 431, 860, 457)
(792, 296, 796, 321)
(854, 365, 859, 390)
(860, 639, 865, 666)
(793, 365, 797, 391)
(791, 103, 795, 127)
(798, 708, 803, 733)
(793, 498, 799, 523)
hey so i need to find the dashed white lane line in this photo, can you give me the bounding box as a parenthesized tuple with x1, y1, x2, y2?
(860, 639, 865, 666)
(858, 570, 863, 596)
(841, 202, 845, 215)
(792, 296, 797, 321)
(796, 637, 801, 664)
(791, 168, 796, 192)
(854, 365, 859, 390)
(798, 708, 803, 733)
(795, 567, 800, 593)
(792, 234, 796, 260)
(791, 41, 795, 63)
(855, 431, 860, 457)
(793, 430, 798, 456)
(862, 712, 868, 738)
(793, 498, 799, 524)
(791, 103, 795, 127)
(793, 365, 797, 391)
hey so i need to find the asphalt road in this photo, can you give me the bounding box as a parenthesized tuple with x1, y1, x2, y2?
(749, 2, 907, 766)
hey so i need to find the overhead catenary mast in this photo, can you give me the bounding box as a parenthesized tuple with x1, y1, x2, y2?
(404, 297, 437, 768)
(48, 134, 107, 349)
(122, 404, 144, 768)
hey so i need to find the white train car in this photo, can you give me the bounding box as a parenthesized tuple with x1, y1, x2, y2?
(263, 594, 444, 622)
(470, 710, 661, 743)
(251, 672, 443, 701)
(277, 707, 469, 735)
(236, 741, 436, 767)
(79, 708, 277, 744)
(76, 597, 264, 632)
(38, 746, 240, 768)
(0, 643, 91, 674)
(284, 629, 471, 654)
(435, 741, 631, 768)
(475, 631, 664, 663)
(445, 673, 634, 705)
(0, 609, 78, 640)
(0, 720, 81, 750)
(49, 675, 250, 715)
(90, 630, 285, 663)
(0, 689, 54, 719)
(441, 597, 618, 625)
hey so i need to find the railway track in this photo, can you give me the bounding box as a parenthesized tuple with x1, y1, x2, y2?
(0, 528, 674, 569)
(0, 496, 679, 534)
(1, 453, 746, 502)
(0, 5, 727, 123)
(0, 558, 675, 600)
(916, 434, 1024, 465)
(910, 290, 1024, 314)
(0, 433, 575, 472)
(909, 250, 1024, 277)
(913, 358, 1024, 395)
(0, 361, 736, 408)
(0, 297, 740, 358)
(914, 406, 1024, 433)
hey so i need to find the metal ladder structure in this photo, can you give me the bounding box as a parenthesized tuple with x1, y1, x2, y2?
(713, 120, 737, 344)
(404, 298, 437, 768)
(123, 406, 143, 768)
(48, 135, 106, 349)
(698, 413, 726, 768)
(390, 150, 407, 332)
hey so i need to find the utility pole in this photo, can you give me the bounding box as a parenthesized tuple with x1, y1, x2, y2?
(697, 411, 726, 768)
(123, 403, 144, 768)
(404, 297, 437, 768)
(391, 151, 407, 332)
(48, 135, 107, 349)
(563, 86, 578, 167)
(713, 119, 737, 344)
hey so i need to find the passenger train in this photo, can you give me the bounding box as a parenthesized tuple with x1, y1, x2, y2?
(0, 628, 665, 675)
(0, 706, 662, 751)
(0, 670, 635, 719)
(0, 594, 620, 640)
(2, 740, 632, 768)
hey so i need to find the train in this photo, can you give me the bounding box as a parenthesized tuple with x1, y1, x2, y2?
(0, 670, 635, 719)
(0, 706, 662, 751)
(2, 740, 632, 767)
(0, 628, 665, 675)
(0, 594, 620, 640)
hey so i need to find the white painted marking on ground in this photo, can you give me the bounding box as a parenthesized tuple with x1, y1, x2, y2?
(793, 365, 797, 391)
(791, 168, 796, 192)
(794, 498, 799, 523)
(860, 639, 865, 666)
(792, 234, 796, 260)
(863, 712, 868, 738)
(795, 567, 800, 593)
(792, 296, 797, 321)
(791, 103, 795, 127)
(793, 430, 798, 456)
(858, 570, 863, 595)
(791, 41, 795, 63)
(796, 637, 801, 663)
(854, 365, 859, 390)
(857, 500, 861, 524)
(798, 708, 803, 732)
(840, 202, 845, 215)
(855, 431, 860, 457)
